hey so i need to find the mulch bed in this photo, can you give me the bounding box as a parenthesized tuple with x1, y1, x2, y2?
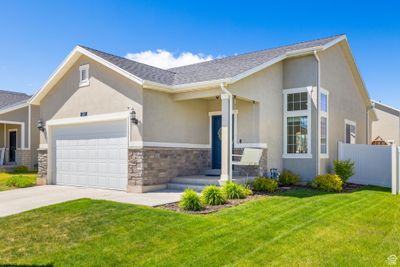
(158, 193, 266, 214)
(157, 183, 366, 215)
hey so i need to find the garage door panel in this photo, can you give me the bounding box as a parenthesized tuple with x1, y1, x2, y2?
(53, 120, 128, 190)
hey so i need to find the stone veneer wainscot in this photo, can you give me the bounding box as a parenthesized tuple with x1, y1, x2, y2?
(128, 147, 210, 192)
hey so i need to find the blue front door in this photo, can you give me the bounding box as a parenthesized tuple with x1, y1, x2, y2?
(212, 115, 222, 169)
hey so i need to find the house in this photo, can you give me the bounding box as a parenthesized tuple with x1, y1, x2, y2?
(0, 90, 39, 168)
(371, 100, 400, 145)
(12, 34, 375, 193)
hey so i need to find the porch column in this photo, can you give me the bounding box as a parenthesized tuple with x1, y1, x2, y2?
(220, 93, 231, 182)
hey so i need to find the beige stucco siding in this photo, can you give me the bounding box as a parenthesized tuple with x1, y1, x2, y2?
(283, 55, 317, 89)
(282, 56, 318, 179)
(143, 89, 209, 144)
(372, 107, 400, 145)
(0, 106, 29, 148)
(39, 55, 143, 144)
(319, 43, 368, 173)
(229, 62, 284, 171)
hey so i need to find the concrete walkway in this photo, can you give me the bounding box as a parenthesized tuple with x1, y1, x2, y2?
(0, 185, 182, 217)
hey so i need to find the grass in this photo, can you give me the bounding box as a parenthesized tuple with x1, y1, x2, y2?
(0, 172, 37, 191)
(0, 186, 399, 266)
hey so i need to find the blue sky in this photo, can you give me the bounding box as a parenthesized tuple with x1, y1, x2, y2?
(1, 0, 399, 107)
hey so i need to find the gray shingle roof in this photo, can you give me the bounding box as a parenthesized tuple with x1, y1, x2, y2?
(80, 35, 343, 86)
(0, 90, 30, 110)
(79, 46, 176, 85)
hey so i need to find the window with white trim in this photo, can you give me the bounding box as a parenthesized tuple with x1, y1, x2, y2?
(283, 88, 312, 158)
(320, 90, 329, 156)
(345, 120, 356, 144)
(79, 64, 90, 87)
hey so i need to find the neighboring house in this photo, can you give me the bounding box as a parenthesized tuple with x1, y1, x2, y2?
(28, 34, 376, 192)
(0, 90, 39, 168)
(371, 100, 400, 145)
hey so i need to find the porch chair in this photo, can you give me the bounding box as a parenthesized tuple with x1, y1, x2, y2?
(232, 148, 263, 182)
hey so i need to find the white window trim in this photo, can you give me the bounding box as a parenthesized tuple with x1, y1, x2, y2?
(320, 88, 329, 159)
(344, 119, 356, 144)
(282, 87, 312, 159)
(79, 64, 90, 87)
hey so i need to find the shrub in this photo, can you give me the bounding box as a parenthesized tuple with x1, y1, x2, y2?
(253, 176, 278, 192)
(278, 169, 300, 186)
(179, 189, 203, 211)
(14, 165, 29, 174)
(222, 182, 250, 199)
(202, 185, 226, 205)
(333, 160, 355, 183)
(6, 175, 36, 188)
(312, 174, 343, 192)
(242, 184, 253, 196)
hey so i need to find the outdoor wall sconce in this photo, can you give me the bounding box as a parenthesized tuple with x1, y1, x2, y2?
(37, 120, 45, 131)
(129, 107, 139, 124)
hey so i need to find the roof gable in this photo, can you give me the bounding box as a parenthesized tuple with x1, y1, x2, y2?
(31, 34, 372, 105)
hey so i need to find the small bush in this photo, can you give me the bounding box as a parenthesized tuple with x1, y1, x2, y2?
(278, 169, 300, 186)
(242, 184, 253, 196)
(14, 165, 29, 174)
(222, 182, 250, 199)
(312, 174, 343, 192)
(333, 160, 355, 183)
(6, 175, 36, 188)
(179, 189, 203, 211)
(202, 185, 226, 205)
(253, 176, 278, 192)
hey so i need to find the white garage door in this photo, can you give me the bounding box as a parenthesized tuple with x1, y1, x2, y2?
(53, 120, 128, 190)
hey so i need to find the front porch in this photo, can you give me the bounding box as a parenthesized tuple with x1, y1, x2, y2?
(128, 85, 269, 192)
(0, 121, 30, 167)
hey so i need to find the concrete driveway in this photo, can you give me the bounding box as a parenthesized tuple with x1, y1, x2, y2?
(0, 185, 182, 217)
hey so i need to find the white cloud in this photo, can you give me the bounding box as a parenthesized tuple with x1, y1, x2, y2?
(125, 49, 214, 69)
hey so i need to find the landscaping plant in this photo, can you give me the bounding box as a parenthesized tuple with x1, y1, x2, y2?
(312, 174, 343, 192)
(14, 165, 29, 174)
(253, 176, 278, 192)
(278, 169, 300, 186)
(202, 185, 226, 205)
(222, 182, 251, 199)
(333, 160, 355, 183)
(6, 175, 36, 188)
(179, 189, 203, 211)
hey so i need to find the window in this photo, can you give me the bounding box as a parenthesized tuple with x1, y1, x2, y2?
(79, 64, 90, 87)
(287, 92, 308, 111)
(287, 116, 308, 153)
(283, 87, 312, 158)
(320, 90, 329, 157)
(345, 120, 356, 144)
(320, 117, 328, 153)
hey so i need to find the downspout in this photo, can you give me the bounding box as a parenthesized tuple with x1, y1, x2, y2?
(314, 50, 321, 176)
(366, 102, 375, 144)
(221, 82, 233, 181)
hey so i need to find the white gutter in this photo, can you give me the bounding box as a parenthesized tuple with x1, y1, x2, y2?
(366, 102, 375, 143)
(221, 82, 233, 181)
(314, 50, 321, 176)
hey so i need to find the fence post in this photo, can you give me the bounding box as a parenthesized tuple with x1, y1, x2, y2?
(396, 147, 400, 195)
(338, 142, 342, 160)
(391, 145, 398, 195)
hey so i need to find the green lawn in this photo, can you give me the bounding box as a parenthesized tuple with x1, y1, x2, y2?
(0, 187, 399, 266)
(0, 172, 37, 191)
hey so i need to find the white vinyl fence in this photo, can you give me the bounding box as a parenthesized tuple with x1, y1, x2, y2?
(338, 142, 400, 194)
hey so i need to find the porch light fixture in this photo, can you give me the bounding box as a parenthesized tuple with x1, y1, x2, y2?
(37, 120, 45, 132)
(129, 107, 139, 124)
